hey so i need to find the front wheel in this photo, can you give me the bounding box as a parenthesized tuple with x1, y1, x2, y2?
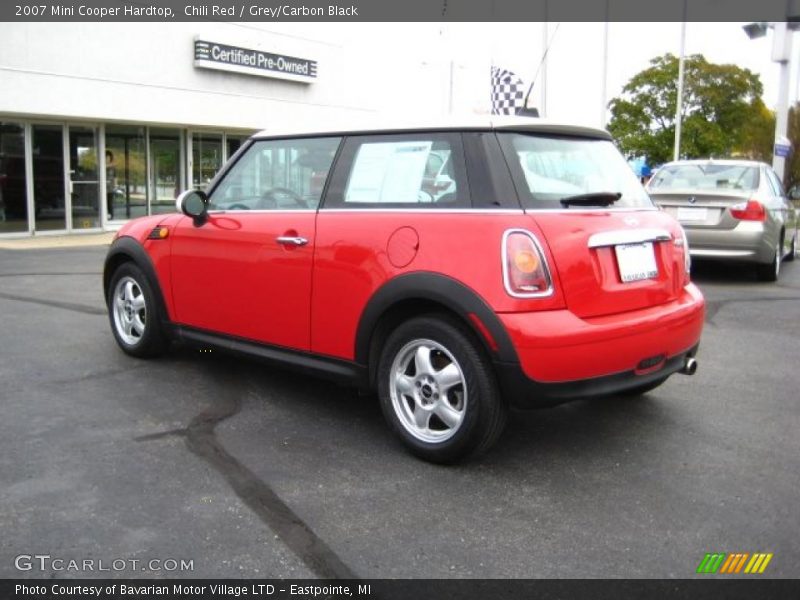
(108, 262, 168, 357)
(377, 315, 507, 463)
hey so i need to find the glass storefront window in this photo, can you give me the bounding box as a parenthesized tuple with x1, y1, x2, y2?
(192, 133, 222, 192)
(106, 125, 147, 221)
(226, 136, 246, 162)
(0, 124, 257, 235)
(32, 124, 66, 232)
(149, 128, 181, 215)
(0, 122, 28, 234)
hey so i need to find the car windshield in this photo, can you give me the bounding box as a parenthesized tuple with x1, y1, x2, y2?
(499, 133, 652, 209)
(648, 164, 759, 192)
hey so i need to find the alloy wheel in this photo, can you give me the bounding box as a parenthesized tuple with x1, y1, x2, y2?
(112, 276, 147, 346)
(389, 338, 467, 443)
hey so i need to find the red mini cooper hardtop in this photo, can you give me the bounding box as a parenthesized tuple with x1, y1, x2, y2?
(105, 116, 704, 462)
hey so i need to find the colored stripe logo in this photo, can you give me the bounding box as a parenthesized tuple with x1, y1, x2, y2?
(697, 552, 773, 574)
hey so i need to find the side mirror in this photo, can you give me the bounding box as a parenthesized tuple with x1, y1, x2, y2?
(176, 190, 208, 225)
(788, 186, 800, 201)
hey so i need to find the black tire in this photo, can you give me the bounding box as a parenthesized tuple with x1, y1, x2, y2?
(786, 234, 796, 262)
(377, 314, 507, 464)
(756, 239, 781, 282)
(107, 262, 168, 358)
(618, 376, 668, 397)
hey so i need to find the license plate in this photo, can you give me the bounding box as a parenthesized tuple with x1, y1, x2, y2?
(677, 207, 708, 222)
(615, 242, 658, 283)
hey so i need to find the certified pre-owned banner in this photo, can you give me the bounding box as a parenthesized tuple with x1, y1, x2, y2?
(194, 39, 318, 83)
(4, 0, 800, 22)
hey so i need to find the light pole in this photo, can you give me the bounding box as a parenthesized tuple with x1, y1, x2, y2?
(743, 21, 795, 181)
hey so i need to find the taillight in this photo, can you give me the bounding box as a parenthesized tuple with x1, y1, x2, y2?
(730, 199, 766, 221)
(502, 229, 553, 297)
(676, 225, 691, 283)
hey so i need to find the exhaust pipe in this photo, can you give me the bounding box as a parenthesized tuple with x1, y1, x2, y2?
(679, 357, 697, 376)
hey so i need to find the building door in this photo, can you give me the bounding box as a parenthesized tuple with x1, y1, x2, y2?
(190, 132, 222, 192)
(32, 124, 66, 232)
(149, 128, 182, 215)
(105, 125, 147, 221)
(0, 122, 28, 234)
(67, 126, 101, 230)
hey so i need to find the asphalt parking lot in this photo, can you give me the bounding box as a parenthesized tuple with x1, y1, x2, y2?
(0, 245, 798, 579)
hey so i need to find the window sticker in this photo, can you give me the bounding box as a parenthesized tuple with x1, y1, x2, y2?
(345, 141, 433, 203)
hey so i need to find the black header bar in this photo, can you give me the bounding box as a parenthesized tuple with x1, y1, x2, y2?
(3, 579, 800, 600)
(4, 0, 800, 22)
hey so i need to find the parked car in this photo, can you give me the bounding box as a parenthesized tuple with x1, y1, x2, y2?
(104, 117, 705, 463)
(646, 159, 798, 281)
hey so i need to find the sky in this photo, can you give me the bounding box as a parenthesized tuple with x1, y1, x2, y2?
(467, 22, 789, 126)
(243, 21, 794, 130)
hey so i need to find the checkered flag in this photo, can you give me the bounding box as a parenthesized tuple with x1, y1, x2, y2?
(491, 66, 526, 115)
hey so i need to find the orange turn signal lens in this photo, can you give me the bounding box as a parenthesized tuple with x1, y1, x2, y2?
(148, 226, 170, 240)
(513, 250, 540, 274)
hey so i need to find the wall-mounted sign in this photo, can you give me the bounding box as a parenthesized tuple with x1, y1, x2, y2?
(774, 135, 792, 158)
(194, 38, 317, 84)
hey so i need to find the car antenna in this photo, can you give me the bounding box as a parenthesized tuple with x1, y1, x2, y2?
(521, 22, 561, 116)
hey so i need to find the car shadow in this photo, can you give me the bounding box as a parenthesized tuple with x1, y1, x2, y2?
(166, 346, 678, 471)
(492, 393, 674, 461)
(688, 259, 761, 284)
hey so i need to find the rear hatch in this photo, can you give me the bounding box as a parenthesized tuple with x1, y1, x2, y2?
(528, 210, 685, 318)
(495, 129, 688, 319)
(650, 190, 751, 230)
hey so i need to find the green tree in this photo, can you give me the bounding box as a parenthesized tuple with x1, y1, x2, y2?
(738, 98, 775, 163)
(608, 53, 770, 165)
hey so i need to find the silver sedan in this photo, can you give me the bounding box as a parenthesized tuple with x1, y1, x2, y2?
(647, 160, 798, 281)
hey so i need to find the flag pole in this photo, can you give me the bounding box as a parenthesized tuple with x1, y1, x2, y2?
(673, 1, 687, 161)
(600, 0, 610, 127)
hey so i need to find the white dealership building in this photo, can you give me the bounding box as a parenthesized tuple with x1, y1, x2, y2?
(0, 22, 484, 237)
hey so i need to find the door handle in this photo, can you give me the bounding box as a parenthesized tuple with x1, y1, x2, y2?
(276, 236, 309, 246)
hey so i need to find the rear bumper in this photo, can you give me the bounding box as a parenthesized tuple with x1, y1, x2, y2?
(685, 221, 774, 263)
(495, 283, 705, 408)
(495, 345, 699, 408)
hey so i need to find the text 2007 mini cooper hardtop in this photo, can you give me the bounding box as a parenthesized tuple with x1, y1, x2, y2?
(104, 116, 704, 462)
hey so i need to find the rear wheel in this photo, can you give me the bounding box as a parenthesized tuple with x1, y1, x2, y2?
(786, 233, 797, 262)
(756, 239, 782, 282)
(108, 262, 168, 357)
(377, 315, 507, 463)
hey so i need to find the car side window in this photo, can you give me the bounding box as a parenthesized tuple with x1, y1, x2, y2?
(209, 137, 341, 211)
(325, 133, 470, 208)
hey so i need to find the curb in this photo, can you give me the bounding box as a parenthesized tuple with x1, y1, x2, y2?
(0, 232, 116, 250)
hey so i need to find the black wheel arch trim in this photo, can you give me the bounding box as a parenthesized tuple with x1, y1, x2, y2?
(103, 236, 170, 323)
(354, 271, 520, 370)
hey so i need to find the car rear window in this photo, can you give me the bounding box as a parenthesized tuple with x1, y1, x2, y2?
(497, 133, 652, 210)
(648, 164, 759, 192)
